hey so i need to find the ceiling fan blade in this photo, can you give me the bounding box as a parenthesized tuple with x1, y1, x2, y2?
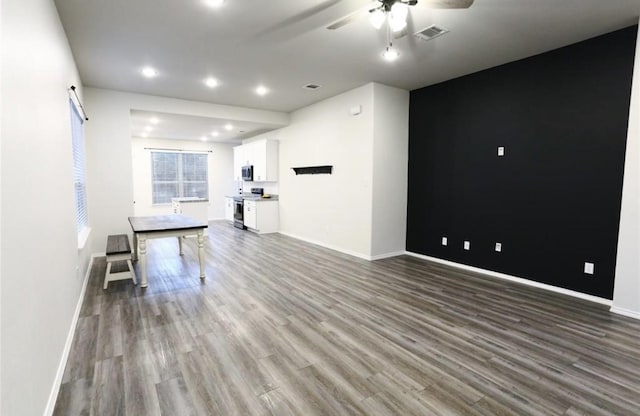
(327, 10, 365, 30)
(422, 0, 474, 9)
(326, 1, 380, 30)
(253, 0, 375, 42)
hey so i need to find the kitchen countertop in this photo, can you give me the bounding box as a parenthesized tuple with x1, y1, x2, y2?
(172, 197, 209, 203)
(225, 194, 279, 201)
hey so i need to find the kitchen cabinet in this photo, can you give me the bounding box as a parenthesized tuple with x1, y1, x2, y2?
(233, 146, 246, 181)
(172, 197, 209, 236)
(234, 139, 278, 182)
(243, 199, 278, 234)
(252, 139, 278, 182)
(243, 200, 257, 229)
(224, 197, 234, 222)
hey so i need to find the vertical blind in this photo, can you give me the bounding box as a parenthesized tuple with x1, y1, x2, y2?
(70, 99, 88, 236)
(151, 151, 209, 204)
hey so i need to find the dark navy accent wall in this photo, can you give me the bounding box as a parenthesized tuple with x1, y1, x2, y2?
(407, 26, 637, 299)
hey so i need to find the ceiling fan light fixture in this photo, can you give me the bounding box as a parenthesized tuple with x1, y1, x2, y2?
(389, 17, 407, 32)
(382, 45, 400, 62)
(390, 2, 409, 21)
(369, 9, 385, 30)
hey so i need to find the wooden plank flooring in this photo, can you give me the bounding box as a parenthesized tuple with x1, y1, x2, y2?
(53, 221, 640, 415)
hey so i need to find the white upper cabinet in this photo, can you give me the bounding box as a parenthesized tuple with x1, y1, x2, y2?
(233, 145, 246, 181)
(252, 139, 278, 182)
(235, 139, 278, 182)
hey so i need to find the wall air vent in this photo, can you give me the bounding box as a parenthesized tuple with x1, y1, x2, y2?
(304, 84, 322, 90)
(415, 25, 449, 42)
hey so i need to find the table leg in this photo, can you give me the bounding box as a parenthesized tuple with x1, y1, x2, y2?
(198, 230, 205, 280)
(139, 235, 148, 288)
(178, 236, 184, 255)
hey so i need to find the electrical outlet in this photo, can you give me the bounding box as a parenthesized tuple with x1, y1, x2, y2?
(497, 146, 505, 156)
(584, 262, 594, 275)
(495, 242, 502, 252)
(441, 237, 448, 246)
(463, 241, 470, 250)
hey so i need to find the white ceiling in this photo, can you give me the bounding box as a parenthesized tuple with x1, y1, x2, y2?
(55, 0, 640, 138)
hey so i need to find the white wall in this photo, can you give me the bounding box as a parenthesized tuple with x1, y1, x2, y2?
(131, 137, 235, 219)
(612, 19, 640, 319)
(251, 83, 409, 259)
(84, 88, 289, 255)
(1, 1, 91, 414)
(371, 84, 409, 258)
(275, 84, 375, 257)
(0, 0, 3, 408)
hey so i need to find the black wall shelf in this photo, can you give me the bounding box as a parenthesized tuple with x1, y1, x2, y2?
(292, 165, 333, 175)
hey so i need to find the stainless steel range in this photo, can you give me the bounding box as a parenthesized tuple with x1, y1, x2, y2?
(232, 196, 245, 229)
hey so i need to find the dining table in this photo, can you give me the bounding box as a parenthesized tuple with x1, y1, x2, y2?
(128, 214, 208, 287)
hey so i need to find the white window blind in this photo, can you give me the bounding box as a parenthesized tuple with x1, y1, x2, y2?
(151, 151, 209, 204)
(70, 99, 88, 237)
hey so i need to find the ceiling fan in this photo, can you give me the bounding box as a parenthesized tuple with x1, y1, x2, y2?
(327, 0, 474, 33)
(326, 0, 473, 62)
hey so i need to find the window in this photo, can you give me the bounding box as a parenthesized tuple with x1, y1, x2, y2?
(70, 99, 88, 239)
(151, 151, 209, 204)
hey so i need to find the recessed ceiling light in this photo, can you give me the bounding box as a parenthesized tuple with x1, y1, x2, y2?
(211, 131, 220, 137)
(144, 125, 153, 131)
(224, 123, 233, 131)
(150, 117, 159, 124)
(255, 85, 269, 96)
(205, 77, 219, 88)
(200, 136, 208, 142)
(203, 0, 224, 8)
(141, 66, 158, 78)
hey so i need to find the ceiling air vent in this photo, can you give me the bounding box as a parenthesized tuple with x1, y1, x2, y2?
(415, 25, 449, 42)
(304, 84, 321, 90)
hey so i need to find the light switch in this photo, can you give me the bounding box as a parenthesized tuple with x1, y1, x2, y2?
(463, 241, 470, 250)
(497, 146, 505, 156)
(584, 262, 594, 275)
(495, 242, 502, 252)
(441, 237, 448, 246)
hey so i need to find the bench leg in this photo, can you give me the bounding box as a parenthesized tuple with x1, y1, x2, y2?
(104, 261, 112, 290)
(127, 259, 137, 285)
(178, 236, 184, 255)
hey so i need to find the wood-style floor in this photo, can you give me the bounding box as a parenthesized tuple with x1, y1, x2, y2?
(53, 221, 640, 416)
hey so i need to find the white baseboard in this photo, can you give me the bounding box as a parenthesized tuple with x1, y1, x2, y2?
(278, 231, 373, 260)
(610, 306, 640, 320)
(43, 253, 97, 416)
(370, 250, 406, 261)
(405, 251, 612, 307)
(278, 232, 406, 262)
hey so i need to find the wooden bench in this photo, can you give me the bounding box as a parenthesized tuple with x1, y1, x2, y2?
(104, 234, 137, 289)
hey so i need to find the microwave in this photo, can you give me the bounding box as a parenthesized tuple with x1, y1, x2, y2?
(241, 165, 253, 181)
